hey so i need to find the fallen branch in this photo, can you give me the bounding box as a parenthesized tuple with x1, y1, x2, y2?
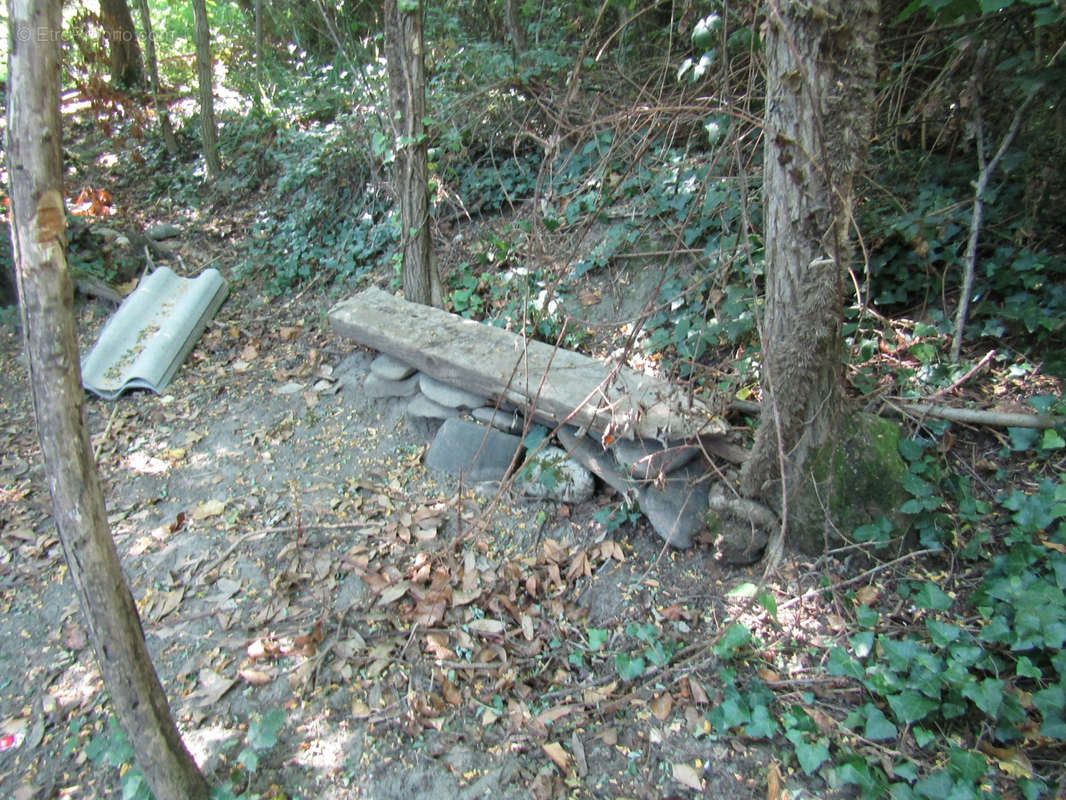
(731, 398, 1062, 430)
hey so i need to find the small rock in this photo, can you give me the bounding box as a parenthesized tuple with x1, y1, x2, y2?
(516, 446, 595, 503)
(471, 405, 524, 434)
(424, 418, 524, 482)
(370, 353, 416, 381)
(706, 484, 771, 565)
(364, 372, 420, 399)
(145, 222, 182, 240)
(611, 437, 700, 480)
(420, 374, 486, 409)
(407, 393, 460, 420)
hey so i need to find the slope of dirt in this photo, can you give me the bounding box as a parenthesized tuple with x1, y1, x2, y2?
(0, 274, 835, 799)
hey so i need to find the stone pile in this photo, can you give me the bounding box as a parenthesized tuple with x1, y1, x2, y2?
(365, 352, 716, 550)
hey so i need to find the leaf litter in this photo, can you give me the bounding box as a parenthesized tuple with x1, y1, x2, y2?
(0, 280, 810, 799)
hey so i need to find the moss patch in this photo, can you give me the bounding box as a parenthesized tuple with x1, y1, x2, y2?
(792, 411, 910, 553)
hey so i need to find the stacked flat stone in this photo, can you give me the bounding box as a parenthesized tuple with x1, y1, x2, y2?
(363, 352, 710, 546)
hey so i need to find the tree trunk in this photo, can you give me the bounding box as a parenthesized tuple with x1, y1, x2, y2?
(505, 0, 528, 56)
(384, 0, 441, 307)
(134, 0, 178, 155)
(5, 2, 210, 799)
(99, 0, 144, 87)
(191, 0, 221, 181)
(740, 0, 879, 550)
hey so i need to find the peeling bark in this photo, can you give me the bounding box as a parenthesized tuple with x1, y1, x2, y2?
(384, 0, 441, 307)
(741, 0, 879, 547)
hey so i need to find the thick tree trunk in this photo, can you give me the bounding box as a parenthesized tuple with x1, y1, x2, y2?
(740, 0, 878, 550)
(100, 0, 144, 87)
(384, 0, 441, 307)
(134, 0, 178, 155)
(5, 2, 209, 798)
(191, 0, 221, 181)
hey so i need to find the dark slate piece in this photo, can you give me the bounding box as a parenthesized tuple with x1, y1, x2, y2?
(424, 418, 525, 482)
(611, 438, 701, 480)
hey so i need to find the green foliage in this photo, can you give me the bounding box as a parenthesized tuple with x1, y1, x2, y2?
(710, 472, 1066, 797)
(83, 708, 287, 799)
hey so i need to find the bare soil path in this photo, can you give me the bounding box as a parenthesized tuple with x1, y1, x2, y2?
(0, 277, 806, 799)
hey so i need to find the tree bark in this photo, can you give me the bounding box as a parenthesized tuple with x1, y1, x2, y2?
(191, 0, 221, 181)
(740, 0, 879, 545)
(134, 0, 178, 155)
(99, 0, 144, 88)
(5, 2, 209, 798)
(384, 0, 441, 307)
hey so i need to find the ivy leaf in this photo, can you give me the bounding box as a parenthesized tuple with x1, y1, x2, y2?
(913, 582, 953, 611)
(587, 628, 609, 651)
(237, 747, 259, 773)
(784, 729, 830, 774)
(827, 647, 866, 680)
(714, 623, 751, 657)
(247, 709, 285, 751)
(887, 690, 938, 724)
(745, 703, 779, 739)
(1042, 429, 1065, 450)
(862, 705, 898, 741)
(1032, 686, 1066, 740)
(963, 677, 1004, 716)
(614, 653, 645, 681)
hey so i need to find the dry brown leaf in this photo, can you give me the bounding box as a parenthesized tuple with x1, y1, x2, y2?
(238, 668, 273, 686)
(542, 741, 571, 774)
(672, 762, 705, 791)
(192, 499, 226, 520)
(279, 326, 300, 341)
(467, 618, 505, 637)
(855, 585, 879, 606)
(689, 677, 710, 705)
(650, 692, 674, 721)
(583, 681, 617, 704)
(452, 589, 481, 606)
(766, 761, 783, 800)
(978, 741, 1033, 779)
(537, 704, 580, 725)
(190, 669, 236, 708)
(377, 580, 411, 606)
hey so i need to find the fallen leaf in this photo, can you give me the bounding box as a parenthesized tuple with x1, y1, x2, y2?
(467, 618, 505, 637)
(650, 692, 674, 721)
(542, 741, 571, 774)
(855, 585, 879, 606)
(376, 581, 410, 606)
(672, 762, 705, 791)
(238, 668, 273, 686)
(279, 326, 300, 341)
(766, 761, 783, 800)
(192, 499, 226, 520)
(190, 669, 236, 708)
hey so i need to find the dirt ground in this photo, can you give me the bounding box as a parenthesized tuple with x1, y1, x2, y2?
(0, 273, 843, 799)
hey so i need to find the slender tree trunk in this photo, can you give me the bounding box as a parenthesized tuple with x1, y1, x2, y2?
(5, 2, 209, 798)
(191, 0, 221, 181)
(99, 0, 144, 87)
(135, 0, 178, 155)
(740, 0, 879, 548)
(384, 0, 441, 307)
(505, 0, 528, 56)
